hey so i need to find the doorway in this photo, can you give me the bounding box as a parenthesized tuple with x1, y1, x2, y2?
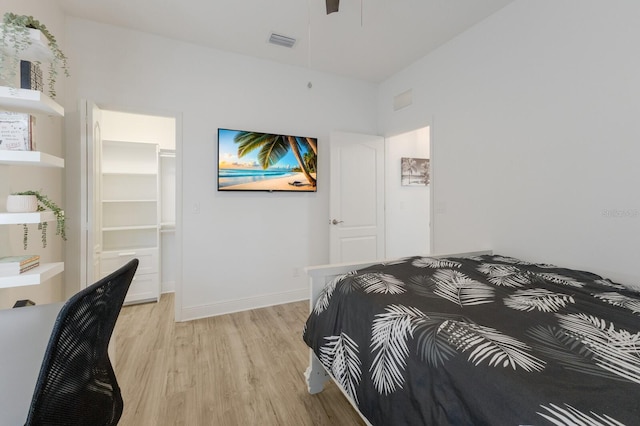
(385, 127, 431, 258)
(74, 102, 179, 307)
(328, 127, 431, 264)
(99, 110, 177, 300)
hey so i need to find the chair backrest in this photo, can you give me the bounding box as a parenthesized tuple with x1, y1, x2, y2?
(25, 259, 139, 426)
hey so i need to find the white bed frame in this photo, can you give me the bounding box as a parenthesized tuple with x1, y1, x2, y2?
(303, 250, 493, 424)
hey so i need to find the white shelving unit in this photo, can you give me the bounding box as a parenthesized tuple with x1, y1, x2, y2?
(0, 87, 64, 116)
(0, 26, 63, 116)
(0, 151, 64, 167)
(0, 263, 64, 289)
(100, 140, 160, 304)
(0, 211, 56, 225)
(0, 150, 65, 286)
(0, 27, 62, 115)
(0, 27, 54, 63)
(0, 28, 65, 289)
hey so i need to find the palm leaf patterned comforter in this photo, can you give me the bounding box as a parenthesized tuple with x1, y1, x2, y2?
(303, 254, 640, 425)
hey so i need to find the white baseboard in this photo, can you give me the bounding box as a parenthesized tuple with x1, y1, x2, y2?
(179, 288, 308, 322)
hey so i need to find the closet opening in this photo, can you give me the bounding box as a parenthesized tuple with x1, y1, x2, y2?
(95, 109, 177, 305)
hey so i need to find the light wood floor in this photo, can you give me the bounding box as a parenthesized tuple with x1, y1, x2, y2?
(114, 294, 366, 425)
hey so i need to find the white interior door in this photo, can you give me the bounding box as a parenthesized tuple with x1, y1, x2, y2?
(329, 131, 385, 263)
(81, 101, 103, 287)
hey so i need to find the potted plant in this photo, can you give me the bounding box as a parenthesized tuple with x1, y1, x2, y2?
(6, 193, 38, 212)
(11, 190, 66, 249)
(0, 12, 69, 98)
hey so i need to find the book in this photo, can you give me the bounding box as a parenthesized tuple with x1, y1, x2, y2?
(0, 255, 40, 266)
(0, 111, 35, 151)
(0, 262, 40, 276)
(19, 261, 40, 274)
(0, 255, 40, 276)
(20, 61, 43, 92)
(0, 260, 39, 272)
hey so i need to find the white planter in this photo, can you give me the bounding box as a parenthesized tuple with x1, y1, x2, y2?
(6, 195, 38, 212)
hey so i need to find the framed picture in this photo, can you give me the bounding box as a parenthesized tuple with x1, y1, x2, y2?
(401, 157, 430, 186)
(0, 111, 33, 151)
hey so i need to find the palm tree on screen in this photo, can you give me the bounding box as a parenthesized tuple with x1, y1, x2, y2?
(234, 132, 317, 187)
(303, 151, 317, 174)
(305, 137, 317, 155)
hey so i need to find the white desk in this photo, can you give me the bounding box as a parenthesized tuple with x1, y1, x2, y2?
(0, 302, 64, 425)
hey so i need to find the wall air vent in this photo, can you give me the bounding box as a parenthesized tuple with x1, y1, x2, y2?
(268, 33, 297, 48)
(393, 89, 413, 111)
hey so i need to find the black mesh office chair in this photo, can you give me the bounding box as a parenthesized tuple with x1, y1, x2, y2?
(25, 259, 139, 426)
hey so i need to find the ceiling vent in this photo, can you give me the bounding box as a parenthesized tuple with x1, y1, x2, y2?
(268, 33, 297, 48)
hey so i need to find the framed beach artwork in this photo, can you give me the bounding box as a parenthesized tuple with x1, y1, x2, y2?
(401, 157, 430, 186)
(217, 128, 317, 192)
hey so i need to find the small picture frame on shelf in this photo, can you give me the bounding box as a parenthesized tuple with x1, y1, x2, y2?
(0, 111, 35, 151)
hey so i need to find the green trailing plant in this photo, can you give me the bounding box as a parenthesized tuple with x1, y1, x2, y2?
(12, 190, 66, 249)
(0, 12, 70, 98)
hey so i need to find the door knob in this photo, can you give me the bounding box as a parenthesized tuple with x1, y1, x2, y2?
(331, 219, 344, 225)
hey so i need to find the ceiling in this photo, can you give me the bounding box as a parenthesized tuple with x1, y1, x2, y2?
(58, 0, 514, 83)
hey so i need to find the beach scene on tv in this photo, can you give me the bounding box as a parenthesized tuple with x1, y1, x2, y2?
(218, 128, 317, 191)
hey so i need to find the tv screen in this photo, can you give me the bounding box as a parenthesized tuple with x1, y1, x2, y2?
(218, 128, 317, 192)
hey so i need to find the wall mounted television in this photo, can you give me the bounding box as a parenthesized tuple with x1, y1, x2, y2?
(217, 128, 317, 192)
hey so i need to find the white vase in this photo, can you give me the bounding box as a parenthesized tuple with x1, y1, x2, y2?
(6, 195, 38, 212)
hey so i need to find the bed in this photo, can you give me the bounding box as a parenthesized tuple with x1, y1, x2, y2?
(302, 251, 640, 425)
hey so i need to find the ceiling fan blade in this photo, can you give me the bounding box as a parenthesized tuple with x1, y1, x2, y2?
(326, 0, 339, 14)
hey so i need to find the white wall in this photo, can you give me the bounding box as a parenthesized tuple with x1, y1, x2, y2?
(385, 128, 430, 258)
(0, 1, 66, 308)
(63, 18, 378, 319)
(101, 110, 176, 150)
(378, 0, 640, 288)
